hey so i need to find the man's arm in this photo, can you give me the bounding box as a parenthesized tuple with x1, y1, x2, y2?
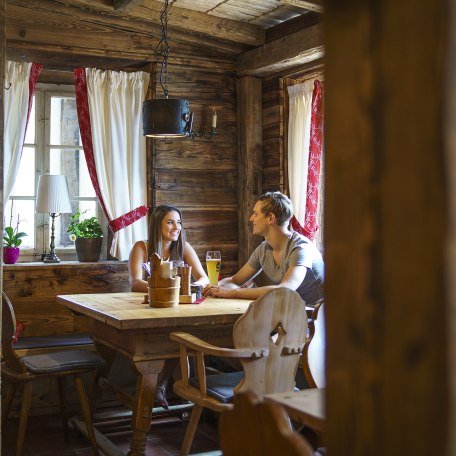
(204, 263, 259, 295)
(209, 265, 307, 300)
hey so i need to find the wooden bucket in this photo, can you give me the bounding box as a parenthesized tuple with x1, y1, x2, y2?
(149, 276, 181, 308)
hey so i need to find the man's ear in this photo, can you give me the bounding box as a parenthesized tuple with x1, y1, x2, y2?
(267, 212, 276, 224)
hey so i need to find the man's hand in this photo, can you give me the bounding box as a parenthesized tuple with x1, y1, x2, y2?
(204, 285, 237, 298)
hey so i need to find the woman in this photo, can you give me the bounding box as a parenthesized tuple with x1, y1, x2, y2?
(128, 205, 209, 408)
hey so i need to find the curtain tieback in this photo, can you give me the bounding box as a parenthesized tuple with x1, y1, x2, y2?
(108, 205, 149, 232)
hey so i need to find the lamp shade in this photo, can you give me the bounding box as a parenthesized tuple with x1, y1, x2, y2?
(36, 175, 72, 214)
(143, 98, 191, 137)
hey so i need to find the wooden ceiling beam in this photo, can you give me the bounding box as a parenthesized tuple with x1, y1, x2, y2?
(6, 1, 246, 57)
(279, 0, 323, 13)
(112, 0, 142, 11)
(51, 0, 265, 46)
(236, 23, 323, 77)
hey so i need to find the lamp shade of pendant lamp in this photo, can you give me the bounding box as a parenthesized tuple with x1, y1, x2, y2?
(142, 98, 191, 138)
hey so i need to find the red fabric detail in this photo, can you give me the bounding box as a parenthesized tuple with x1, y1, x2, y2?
(193, 297, 206, 304)
(73, 68, 111, 222)
(27, 63, 42, 126)
(302, 80, 324, 241)
(12, 320, 25, 344)
(291, 215, 307, 236)
(109, 205, 149, 232)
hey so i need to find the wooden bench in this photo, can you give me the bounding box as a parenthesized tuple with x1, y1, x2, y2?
(2, 261, 130, 416)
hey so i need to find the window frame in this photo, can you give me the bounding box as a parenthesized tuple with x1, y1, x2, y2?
(10, 83, 105, 262)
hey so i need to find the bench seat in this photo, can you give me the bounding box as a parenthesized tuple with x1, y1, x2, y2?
(14, 333, 94, 356)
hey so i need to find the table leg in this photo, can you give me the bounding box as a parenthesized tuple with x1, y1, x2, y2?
(129, 359, 165, 456)
(92, 342, 117, 415)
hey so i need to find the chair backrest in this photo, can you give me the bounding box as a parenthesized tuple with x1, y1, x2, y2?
(303, 300, 326, 388)
(233, 288, 308, 396)
(2, 292, 28, 373)
(219, 390, 314, 456)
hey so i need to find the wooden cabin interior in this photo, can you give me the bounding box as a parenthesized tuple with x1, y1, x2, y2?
(1, 0, 456, 455)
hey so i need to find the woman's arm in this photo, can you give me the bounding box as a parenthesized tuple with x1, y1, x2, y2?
(183, 241, 209, 286)
(128, 241, 148, 292)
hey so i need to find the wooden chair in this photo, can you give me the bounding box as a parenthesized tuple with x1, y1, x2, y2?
(1, 292, 103, 456)
(303, 301, 326, 388)
(171, 288, 308, 456)
(219, 390, 314, 456)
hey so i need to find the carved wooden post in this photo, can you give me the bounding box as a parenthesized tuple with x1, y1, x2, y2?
(237, 76, 262, 267)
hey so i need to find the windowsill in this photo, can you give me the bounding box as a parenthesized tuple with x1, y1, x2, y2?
(4, 260, 126, 267)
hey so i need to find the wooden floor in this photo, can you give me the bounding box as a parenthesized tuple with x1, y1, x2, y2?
(1, 406, 221, 456)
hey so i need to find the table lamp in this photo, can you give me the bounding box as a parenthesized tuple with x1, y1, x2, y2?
(36, 174, 72, 263)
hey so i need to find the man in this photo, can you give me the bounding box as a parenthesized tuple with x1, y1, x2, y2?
(206, 191, 324, 305)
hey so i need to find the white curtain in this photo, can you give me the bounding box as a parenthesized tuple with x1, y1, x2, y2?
(85, 68, 149, 260)
(4, 61, 32, 206)
(287, 81, 314, 225)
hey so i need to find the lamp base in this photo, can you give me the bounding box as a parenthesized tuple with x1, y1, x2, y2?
(43, 252, 61, 263)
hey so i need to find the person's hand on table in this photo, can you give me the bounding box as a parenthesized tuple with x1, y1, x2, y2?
(205, 286, 238, 299)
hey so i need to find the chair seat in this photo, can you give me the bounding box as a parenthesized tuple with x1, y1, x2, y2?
(14, 333, 93, 350)
(189, 371, 243, 403)
(22, 349, 103, 374)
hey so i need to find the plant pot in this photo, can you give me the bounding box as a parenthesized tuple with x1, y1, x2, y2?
(3, 246, 20, 264)
(75, 237, 103, 262)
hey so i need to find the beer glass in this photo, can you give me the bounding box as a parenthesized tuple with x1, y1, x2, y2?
(206, 251, 221, 286)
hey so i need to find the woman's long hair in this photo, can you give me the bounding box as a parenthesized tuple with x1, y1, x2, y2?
(148, 205, 186, 261)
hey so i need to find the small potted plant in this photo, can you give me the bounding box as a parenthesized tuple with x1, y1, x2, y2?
(67, 209, 103, 262)
(3, 214, 27, 264)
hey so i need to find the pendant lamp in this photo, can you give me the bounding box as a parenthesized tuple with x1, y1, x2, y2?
(142, 0, 190, 138)
(142, 0, 217, 139)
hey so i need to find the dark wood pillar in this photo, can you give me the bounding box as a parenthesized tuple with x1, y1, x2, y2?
(237, 76, 262, 267)
(325, 1, 449, 454)
(0, 0, 5, 287)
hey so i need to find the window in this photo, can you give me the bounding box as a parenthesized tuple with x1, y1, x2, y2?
(5, 84, 102, 261)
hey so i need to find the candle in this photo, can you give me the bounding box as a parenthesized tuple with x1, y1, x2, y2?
(212, 108, 217, 129)
(161, 260, 172, 279)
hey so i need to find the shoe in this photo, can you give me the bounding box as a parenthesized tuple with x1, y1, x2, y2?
(155, 385, 169, 410)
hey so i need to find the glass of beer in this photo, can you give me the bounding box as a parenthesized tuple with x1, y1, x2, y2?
(206, 251, 221, 286)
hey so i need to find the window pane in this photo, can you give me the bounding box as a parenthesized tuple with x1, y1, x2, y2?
(79, 153, 95, 197)
(4, 199, 35, 249)
(24, 96, 35, 144)
(50, 97, 82, 146)
(11, 147, 35, 197)
(55, 201, 97, 248)
(50, 148, 95, 198)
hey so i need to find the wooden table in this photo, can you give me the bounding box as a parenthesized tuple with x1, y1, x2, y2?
(57, 292, 251, 456)
(265, 388, 325, 432)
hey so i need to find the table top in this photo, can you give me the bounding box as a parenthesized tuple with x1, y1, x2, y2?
(265, 388, 325, 432)
(57, 292, 251, 331)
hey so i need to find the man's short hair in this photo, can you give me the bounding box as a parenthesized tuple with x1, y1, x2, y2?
(257, 191, 294, 226)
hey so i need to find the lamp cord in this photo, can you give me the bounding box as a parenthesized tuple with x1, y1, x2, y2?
(155, 0, 170, 98)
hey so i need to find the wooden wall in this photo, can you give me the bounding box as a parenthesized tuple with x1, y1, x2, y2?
(3, 261, 130, 337)
(150, 48, 239, 276)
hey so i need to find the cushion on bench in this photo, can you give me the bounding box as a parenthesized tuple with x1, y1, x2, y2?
(14, 333, 93, 350)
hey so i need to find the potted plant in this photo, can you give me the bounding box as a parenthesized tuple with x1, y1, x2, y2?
(67, 209, 103, 262)
(3, 215, 27, 264)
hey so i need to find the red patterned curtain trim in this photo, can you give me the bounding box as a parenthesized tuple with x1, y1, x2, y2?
(109, 205, 149, 233)
(27, 63, 42, 126)
(291, 215, 307, 237)
(73, 68, 111, 222)
(303, 80, 324, 240)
